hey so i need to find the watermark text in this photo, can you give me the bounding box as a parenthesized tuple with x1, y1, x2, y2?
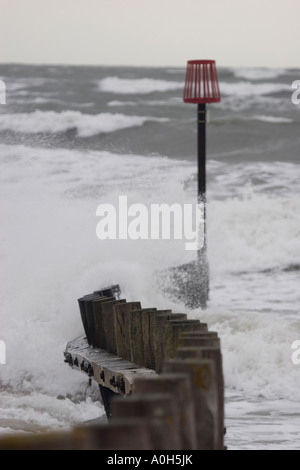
(291, 80, 300, 105)
(0, 339, 6, 365)
(0, 80, 6, 104)
(291, 340, 300, 365)
(96, 196, 204, 251)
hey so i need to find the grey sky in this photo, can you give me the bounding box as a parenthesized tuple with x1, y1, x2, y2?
(1, 0, 299, 68)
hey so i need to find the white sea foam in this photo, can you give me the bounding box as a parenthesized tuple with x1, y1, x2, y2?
(208, 193, 300, 276)
(217, 94, 287, 113)
(99, 76, 184, 94)
(191, 308, 300, 401)
(108, 97, 183, 107)
(0, 145, 192, 397)
(225, 397, 300, 450)
(9, 96, 94, 107)
(5, 78, 55, 92)
(220, 81, 290, 97)
(208, 160, 300, 199)
(0, 391, 104, 435)
(107, 100, 137, 107)
(0, 111, 168, 137)
(248, 115, 293, 123)
(5, 82, 29, 92)
(0, 144, 299, 442)
(233, 67, 287, 81)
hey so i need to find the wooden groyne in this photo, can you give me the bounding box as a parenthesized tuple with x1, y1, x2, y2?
(0, 286, 225, 450)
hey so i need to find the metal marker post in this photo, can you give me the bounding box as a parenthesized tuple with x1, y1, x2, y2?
(183, 60, 221, 307)
(197, 102, 206, 253)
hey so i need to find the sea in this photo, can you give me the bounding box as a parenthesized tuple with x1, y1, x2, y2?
(0, 63, 299, 450)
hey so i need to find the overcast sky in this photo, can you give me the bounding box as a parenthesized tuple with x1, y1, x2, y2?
(1, 0, 299, 69)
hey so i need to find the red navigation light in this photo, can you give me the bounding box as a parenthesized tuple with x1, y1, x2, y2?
(183, 60, 221, 104)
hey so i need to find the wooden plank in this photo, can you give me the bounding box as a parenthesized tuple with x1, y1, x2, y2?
(93, 362, 155, 395)
(0, 431, 81, 450)
(140, 308, 158, 369)
(112, 393, 181, 450)
(149, 311, 172, 371)
(86, 294, 107, 347)
(92, 296, 115, 348)
(154, 313, 187, 373)
(102, 359, 142, 391)
(101, 299, 126, 355)
(129, 308, 156, 367)
(180, 335, 220, 349)
(64, 336, 155, 395)
(114, 301, 141, 361)
(93, 284, 121, 299)
(163, 320, 205, 363)
(148, 310, 172, 370)
(163, 358, 217, 450)
(78, 294, 102, 345)
(175, 346, 224, 450)
(133, 373, 197, 450)
(122, 369, 157, 395)
(181, 331, 217, 338)
(75, 418, 152, 450)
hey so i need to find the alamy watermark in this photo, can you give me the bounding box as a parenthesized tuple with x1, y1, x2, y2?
(291, 80, 300, 105)
(0, 80, 6, 104)
(291, 340, 300, 365)
(96, 196, 204, 251)
(0, 339, 6, 365)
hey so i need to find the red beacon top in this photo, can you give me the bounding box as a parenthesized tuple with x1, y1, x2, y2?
(183, 60, 221, 104)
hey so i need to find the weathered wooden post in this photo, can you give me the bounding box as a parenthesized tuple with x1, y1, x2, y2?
(112, 393, 181, 450)
(93, 296, 115, 348)
(162, 319, 207, 363)
(129, 308, 157, 366)
(175, 346, 224, 450)
(114, 301, 142, 360)
(75, 418, 152, 450)
(133, 373, 197, 450)
(0, 430, 81, 450)
(180, 330, 220, 349)
(78, 293, 102, 346)
(148, 309, 172, 369)
(154, 313, 187, 373)
(163, 358, 217, 450)
(101, 299, 127, 354)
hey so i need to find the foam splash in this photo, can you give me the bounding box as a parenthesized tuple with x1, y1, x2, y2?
(1, 144, 299, 396)
(208, 192, 300, 275)
(0, 391, 104, 435)
(0, 144, 300, 440)
(191, 309, 300, 401)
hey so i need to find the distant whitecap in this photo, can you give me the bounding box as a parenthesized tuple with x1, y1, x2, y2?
(99, 76, 184, 94)
(0, 110, 169, 137)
